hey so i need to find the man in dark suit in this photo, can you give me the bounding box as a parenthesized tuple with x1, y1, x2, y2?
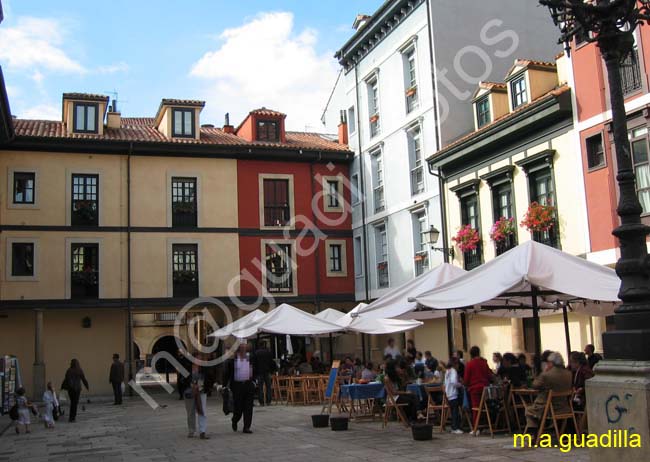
(224, 342, 257, 433)
(254, 341, 275, 406)
(109, 353, 124, 405)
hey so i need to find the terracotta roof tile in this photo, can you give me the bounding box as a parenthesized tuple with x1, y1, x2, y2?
(12, 118, 350, 152)
(160, 98, 205, 107)
(62, 93, 110, 102)
(250, 107, 286, 118)
(431, 85, 571, 159)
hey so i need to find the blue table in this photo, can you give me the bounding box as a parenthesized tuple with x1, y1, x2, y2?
(340, 382, 385, 400)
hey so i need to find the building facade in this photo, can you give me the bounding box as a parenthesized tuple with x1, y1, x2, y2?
(0, 91, 354, 398)
(421, 55, 604, 361)
(568, 16, 650, 268)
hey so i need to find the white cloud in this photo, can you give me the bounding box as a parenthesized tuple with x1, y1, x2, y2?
(0, 16, 85, 73)
(95, 61, 129, 74)
(190, 12, 338, 132)
(18, 103, 60, 120)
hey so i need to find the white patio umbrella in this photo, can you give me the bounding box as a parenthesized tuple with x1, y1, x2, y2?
(228, 303, 343, 339)
(207, 309, 267, 339)
(320, 303, 423, 334)
(413, 240, 620, 357)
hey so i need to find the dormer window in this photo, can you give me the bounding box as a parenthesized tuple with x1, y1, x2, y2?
(172, 108, 195, 138)
(511, 75, 528, 108)
(257, 120, 279, 142)
(476, 96, 491, 128)
(73, 103, 98, 134)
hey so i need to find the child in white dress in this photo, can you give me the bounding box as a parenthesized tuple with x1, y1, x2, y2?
(42, 382, 59, 428)
(15, 388, 32, 434)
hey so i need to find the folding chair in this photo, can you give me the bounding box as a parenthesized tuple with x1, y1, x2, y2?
(304, 376, 322, 404)
(273, 375, 290, 404)
(288, 377, 306, 405)
(571, 390, 588, 434)
(528, 390, 578, 445)
(471, 386, 511, 437)
(424, 385, 446, 429)
(383, 389, 410, 429)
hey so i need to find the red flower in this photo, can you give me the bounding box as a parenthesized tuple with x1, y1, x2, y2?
(452, 225, 480, 252)
(520, 202, 556, 232)
(490, 217, 516, 242)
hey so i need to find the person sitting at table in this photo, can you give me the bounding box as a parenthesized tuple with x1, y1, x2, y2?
(424, 351, 438, 373)
(497, 353, 525, 388)
(310, 353, 324, 374)
(492, 352, 503, 374)
(384, 338, 401, 359)
(361, 362, 376, 382)
(584, 344, 603, 371)
(569, 351, 593, 411)
(297, 356, 312, 375)
(353, 358, 364, 380)
(398, 358, 416, 382)
(464, 346, 494, 434)
(383, 360, 418, 423)
(517, 353, 532, 382)
(525, 352, 573, 433)
(340, 356, 354, 380)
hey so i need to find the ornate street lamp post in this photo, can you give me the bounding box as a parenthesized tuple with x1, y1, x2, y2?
(541, 0, 650, 361)
(541, 3, 650, 459)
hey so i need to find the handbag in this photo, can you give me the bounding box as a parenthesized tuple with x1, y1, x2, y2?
(221, 387, 234, 416)
(8, 404, 19, 421)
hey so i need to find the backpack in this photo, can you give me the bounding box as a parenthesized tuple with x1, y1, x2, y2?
(8, 404, 19, 421)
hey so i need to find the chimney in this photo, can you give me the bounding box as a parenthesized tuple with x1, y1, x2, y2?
(106, 99, 121, 129)
(223, 112, 235, 134)
(353, 14, 371, 31)
(337, 109, 348, 145)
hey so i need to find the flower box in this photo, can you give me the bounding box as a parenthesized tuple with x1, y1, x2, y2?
(452, 225, 480, 253)
(406, 86, 417, 97)
(490, 217, 516, 243)
(520, 202, 556, 233)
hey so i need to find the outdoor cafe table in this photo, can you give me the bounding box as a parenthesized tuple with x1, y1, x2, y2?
(340, 382, 385, 419)
(510, 387, 538, 431)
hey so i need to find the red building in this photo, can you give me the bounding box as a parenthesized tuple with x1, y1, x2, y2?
(570, 20, 650, 266)
(234, 108, 355, 311)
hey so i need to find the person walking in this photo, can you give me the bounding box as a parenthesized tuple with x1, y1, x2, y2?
(61, 358, 89, 422)
(254, 341, 275, 406)
(225, 342, 257, 434)
(109, 353, 124, 405)
(42, 382, 59, 428)
(183, 353, 212, 439)
(176, 349, 192, 400)
(14, 388, 34, 434)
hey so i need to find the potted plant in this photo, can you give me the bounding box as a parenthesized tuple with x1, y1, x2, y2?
(452, 224, 480, 253)
(520, 202, 556, 233)
(489, 217, 516, 243)
(406, 86, 417, 97)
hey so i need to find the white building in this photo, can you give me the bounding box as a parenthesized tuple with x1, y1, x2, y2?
(322, 0, 561, 305)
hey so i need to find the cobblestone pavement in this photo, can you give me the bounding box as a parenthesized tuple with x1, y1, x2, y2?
(0, 392, 590, 462)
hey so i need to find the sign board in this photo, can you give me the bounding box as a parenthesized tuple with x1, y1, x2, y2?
(321, 360, 340, 415)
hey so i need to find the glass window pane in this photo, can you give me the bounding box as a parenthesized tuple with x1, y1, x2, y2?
(184, 111, 192, 135)
(174, 111, 183, 135)
(632, 140, 648, 164)
(86, 105, 96, 131)
(75, 105, 85, 131)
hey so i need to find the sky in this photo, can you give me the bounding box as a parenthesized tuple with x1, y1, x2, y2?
(0, 0, 382, 132)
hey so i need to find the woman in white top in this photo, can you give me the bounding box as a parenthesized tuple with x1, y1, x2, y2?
(444, 362, 463, 434)
(43, 382, 59, 428)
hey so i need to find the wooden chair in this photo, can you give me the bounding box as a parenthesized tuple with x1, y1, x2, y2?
(304, 376, 322, 404)
(383, 390, 410, 429)
(424, 385, 447, 429)
(526, 390, 578, 445)
(509, 388, 536, 432)
(571, 390, 588, 434)
(471, 386, 511, 437)
(273, 375, 290, 404)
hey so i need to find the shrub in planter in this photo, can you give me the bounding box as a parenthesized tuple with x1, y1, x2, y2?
(452, 224, 480, 253)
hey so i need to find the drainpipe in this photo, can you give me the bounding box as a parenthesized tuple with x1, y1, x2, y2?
(428, 164, 454, 357)
(309, 161, 323, 357)
(126, 142, 134, 394)
(354, 64, 371, 362)
(425, 0, 442, 151)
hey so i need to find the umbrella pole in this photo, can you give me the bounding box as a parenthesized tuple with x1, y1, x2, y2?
(329, 333, 333, 363)
(361, 333, 367, 363)
(562, 305, 571, 359)
(531, 285, 542, 363)
(446, 311, 454, 358)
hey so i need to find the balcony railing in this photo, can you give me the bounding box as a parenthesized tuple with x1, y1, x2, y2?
(264, 205, 291, 227)
(410, 166, 424, 196)
(463, 244, 482, 270)
(533, 229, 559, 249)
(155, 312, 179, 322)
(374, 186, 385, 213)
(495, 234, 517, 256)
(173, 271, 199, 298)
(71, 200, 98, 226)
(172, 204, 197, 227)
(377, 262, 389, 288)
(71, 271, 99, 299)
(414, 251, 428, 276)
(621, 49, 643, 96)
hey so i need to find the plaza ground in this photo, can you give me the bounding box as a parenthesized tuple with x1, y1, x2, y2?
(0, 391, 590, 462)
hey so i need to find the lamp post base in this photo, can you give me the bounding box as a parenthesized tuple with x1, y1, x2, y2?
(586, 360, 650, 461)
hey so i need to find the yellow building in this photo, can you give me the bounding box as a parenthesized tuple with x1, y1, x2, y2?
(418, 55, 608, 363)
(0, 91, 354, 398)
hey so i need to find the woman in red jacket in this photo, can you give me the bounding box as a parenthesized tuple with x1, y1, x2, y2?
(463, 346, 494, 433)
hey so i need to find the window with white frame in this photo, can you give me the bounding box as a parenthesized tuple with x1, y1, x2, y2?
(375, 224, 389, 288)
(476, 96, 491, 128)
(412, 211, 428, 276)
(347, 106, 356, 135)
(367, 77, 380, 137)
(510, 74, 528, 109)
(322, 176, 343, 212)
(353, 236, 363, 277)
(264, 242, 294, 293)
(408, 126, 424, 195)
(351, 173, 360, 205)
(326, 240, 347, 277)
(371, 149, 385, 213)
(403, 47, 418, 113)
